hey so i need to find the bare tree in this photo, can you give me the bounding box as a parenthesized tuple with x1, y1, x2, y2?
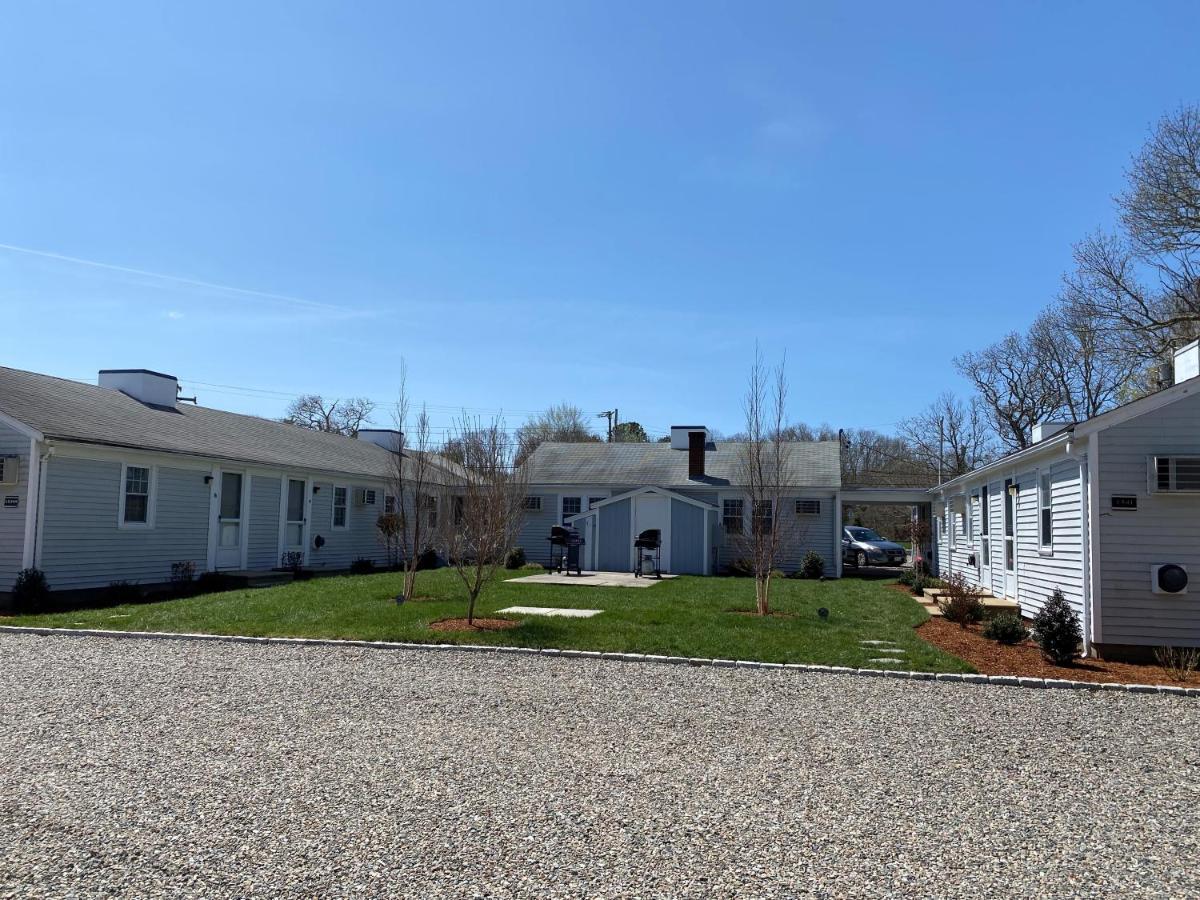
(954, 334, 1064, 451)
(438, 415, 529, 626)
(515, 403, 601, 464)
(1028, 302, 1138, 420)
(1066, 106, 1200, 364)
(384, 363, 440, 604)
(283, 394, 375, 436)
(898, 391, 996, 478)
(736, 348, 791, 616)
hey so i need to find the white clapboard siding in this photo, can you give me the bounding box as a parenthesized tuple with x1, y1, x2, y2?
(1014, 460, 1085, 619)
(0, 422, 32, 587)
(1098, 390, 1200, 647)
(246, 474, 282, 570)
(38, 456, 210, 590)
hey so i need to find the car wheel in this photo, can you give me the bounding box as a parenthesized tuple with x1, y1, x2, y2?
(856, 550, 868, 568)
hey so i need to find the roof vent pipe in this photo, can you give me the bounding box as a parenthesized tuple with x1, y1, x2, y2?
(688, 430, 706, 479)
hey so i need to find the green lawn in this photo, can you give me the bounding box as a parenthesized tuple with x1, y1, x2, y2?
(5, 570, 972, 672)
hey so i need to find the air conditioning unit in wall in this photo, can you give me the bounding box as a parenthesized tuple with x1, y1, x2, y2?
(1152, 564, 1189, 595)
(354, 488, 377, 506)
(0, 456, 18, 486)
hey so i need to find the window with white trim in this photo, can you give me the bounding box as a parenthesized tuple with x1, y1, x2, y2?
(588, 496, 605, 510)
(120, 464, 153, 526)
(722, 498, 744, 532)
(1152, 456, 1200, 492)
(561, 496, 581, 524)
(420, 494, 438, 529)
(753, 499, 773, 535)
(1039, 471, 1053, 549)
(521, 496, 541, 511)
(384, 494, 396, 514)
(795, 499, 821, 515)
(332, 485, 349, 529)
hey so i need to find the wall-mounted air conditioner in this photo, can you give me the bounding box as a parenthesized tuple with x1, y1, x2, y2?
(0, 456, 18, 486)
(354, 488, 377, 506)
(1152, 564, 1188, 595)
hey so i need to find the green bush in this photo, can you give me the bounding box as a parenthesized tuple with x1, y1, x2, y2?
(350, 557, 376, 575)
(103, 581, 142, 604)
(1032, 589, 1082, 666)
(12, 568, 51, 613)
(937, 572, 985, 626)
(724, 558, 754, 577)
(983, 613, 1030, 645)
(505, 547, 527, 570)
(170, 560, 197, 596)
(897, 568, 916, 587)
(415, 547, 440, 571)
(798, 551, 825, 580)
(520, 561, 545, 571)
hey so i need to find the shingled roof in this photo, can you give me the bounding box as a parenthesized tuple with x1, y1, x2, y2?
(0, 366, 460, 481)
(523, 440, 841, 488)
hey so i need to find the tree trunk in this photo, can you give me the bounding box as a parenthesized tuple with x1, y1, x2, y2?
(756, 573, 770, 616)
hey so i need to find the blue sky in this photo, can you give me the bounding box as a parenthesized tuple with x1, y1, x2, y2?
(2, 1, 1197, 442)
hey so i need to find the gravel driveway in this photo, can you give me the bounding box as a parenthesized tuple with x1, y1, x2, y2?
(1, 633, 1197, 898)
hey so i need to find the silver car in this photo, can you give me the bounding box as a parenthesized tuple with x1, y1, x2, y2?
(842, 527, 907, 568)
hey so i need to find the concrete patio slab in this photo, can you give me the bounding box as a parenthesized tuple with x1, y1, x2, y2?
(497, 606, 603, 618)
(507, 571, 678, 588)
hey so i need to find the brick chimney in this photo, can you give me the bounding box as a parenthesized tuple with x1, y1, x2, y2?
(688, 430, 706, 479)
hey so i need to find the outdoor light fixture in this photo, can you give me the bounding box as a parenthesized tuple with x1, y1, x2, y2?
(1008, 484, 1019, 497)
(203, 475, 212, 484)
(312, 485, 321, 494)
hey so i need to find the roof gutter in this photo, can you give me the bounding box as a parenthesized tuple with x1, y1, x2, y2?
(932, 431, 1074, 495)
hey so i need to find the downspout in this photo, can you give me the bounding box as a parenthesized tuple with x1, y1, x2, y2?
(31, 442, 53, 568)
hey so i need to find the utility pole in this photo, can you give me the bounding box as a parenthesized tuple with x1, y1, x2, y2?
(598, 410, 615, 442)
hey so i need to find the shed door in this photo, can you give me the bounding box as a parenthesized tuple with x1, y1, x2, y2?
(633, 494, 671, 573)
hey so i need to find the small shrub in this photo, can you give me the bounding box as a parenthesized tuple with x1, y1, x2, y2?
(520, 562, 545, 571)
(415, 547, 440, 571)
(798, 551, 825, 580)
(281, 551, 305, 575)
(1154, 646, 1200, 682)
(170, 560, 196, 596)
(194, 571, 237, 595)
(725, 558, 754, 577)
(11, 568, 51, 613)
(505, 547, 527, 570)
(937, 572, 985, 626)
(769, 568, 787, 580)
(1031, 589, 1082, 666)
(983, 613, 1030, 645)
(897, 568, 917, 587)
(103, 581, 142, 604)
(350, 557, 376, 575)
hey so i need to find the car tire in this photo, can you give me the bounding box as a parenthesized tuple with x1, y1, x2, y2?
(855, 550, 868, 568)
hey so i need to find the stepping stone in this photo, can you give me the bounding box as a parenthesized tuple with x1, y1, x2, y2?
(860, 640, 892, 646)
(873, 649, 906, 656)
(868, 658, 910, 665)
(497, 606, 603, 618)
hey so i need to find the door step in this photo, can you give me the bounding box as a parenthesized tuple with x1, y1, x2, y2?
(918, 593, 1019, 617)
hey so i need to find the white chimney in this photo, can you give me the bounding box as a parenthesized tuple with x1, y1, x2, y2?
(669, 425, 709, 451)
(357, 429, 403, 452)
(1032, 421, 1072, 443)
(98, 369, 179, 407)
(1174, 340, 1200, 385)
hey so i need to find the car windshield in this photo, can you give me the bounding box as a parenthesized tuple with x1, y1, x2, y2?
(848, 528, 883, 542)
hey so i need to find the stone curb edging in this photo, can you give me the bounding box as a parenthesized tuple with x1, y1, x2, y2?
(1, 625, 1196, 698)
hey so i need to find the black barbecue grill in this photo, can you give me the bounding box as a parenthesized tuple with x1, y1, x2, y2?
(633, 528, 662, 579)
(548, 525, 585, 575)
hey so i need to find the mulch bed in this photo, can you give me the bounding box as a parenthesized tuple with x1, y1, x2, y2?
(428, 617, 520, 633)
(917, 614, 1198, 688)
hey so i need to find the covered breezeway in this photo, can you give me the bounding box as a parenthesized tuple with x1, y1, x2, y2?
(838, 487, 934, 578)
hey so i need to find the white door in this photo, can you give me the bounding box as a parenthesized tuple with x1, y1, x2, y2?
(1002, 476, 1017, 598)
(633, 493, 671, 573)
(978, 485, 991, 590)
(215, 471, 245, 570)
(283, 477, 308, 562)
